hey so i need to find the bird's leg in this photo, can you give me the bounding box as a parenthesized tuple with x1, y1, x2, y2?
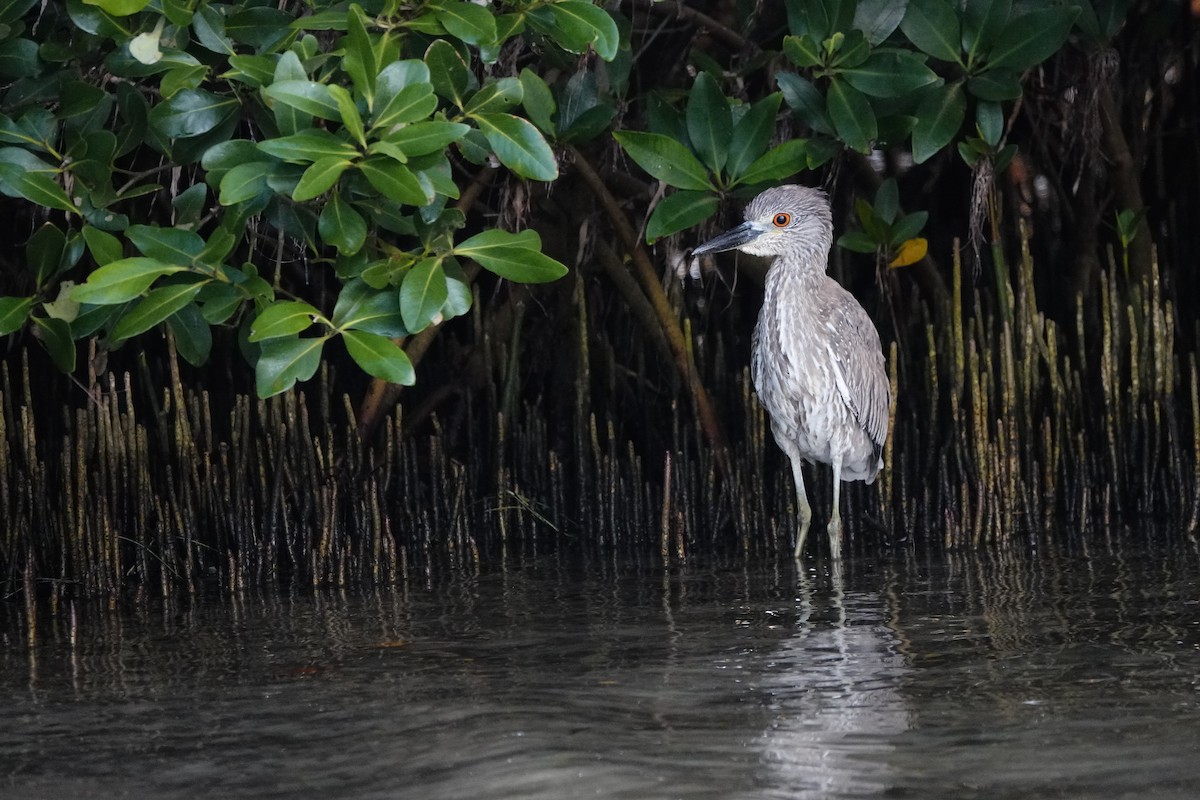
(828, 456, 844, 560)
(790, 454, 812, 559)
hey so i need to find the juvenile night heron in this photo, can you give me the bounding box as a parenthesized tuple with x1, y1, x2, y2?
(693, 185, 890, 560)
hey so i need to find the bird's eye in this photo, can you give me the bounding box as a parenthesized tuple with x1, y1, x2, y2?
(772, 213, 791, 227)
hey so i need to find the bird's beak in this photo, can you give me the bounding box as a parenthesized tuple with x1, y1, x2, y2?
(691, 221, 764, 256)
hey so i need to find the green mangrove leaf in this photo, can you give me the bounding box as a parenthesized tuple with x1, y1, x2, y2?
(776, 72, 835, 136)
(255, 335, 326, 398)
(83, 225, 124, 266)
(218, 161, 273, 205)
(319, 193, 367, 255)
(0, 296, 34, 335)
(543, 0, 618, 60)
(333, 278, 408, 337)
(292, 156, 352, 202)
(257, 130, 360, 163)
(167, 302, 212, 366)
(72, 257, 185, 304)
(399, 257, 447, 332)
(519, 68, 556, 136)
(126, 224, 205, 265)
(473, 113, 558, 181)
(737, 139, 809, 185)
(358, 156, 430, 206)
(827, 77, 876, 153)
(32, 316, 75, 372)
(149, 88, 238, 138)
(612, 131, 712, 191)
(726, 93, 782, 182)
(853, 0, 908, 45)
(263, 80, 341, 121)
(985, 7, 1079, 72)
(424, 39, 471, 107)
(646, 191, 719, 243)
(686, 71, 732, 175)
(900, 0, 962, 63)
(111, 281, 204, 341)
(912, 81, 965, 163)
(249, 300, 321, 342)
(454, 228, 568, 283)
(342, 330, 415, 385)
(841, 51, 940, 98)
(962, 0, 1010, 64)
(380, 121, 470, 158)
(428, 0, 496, 45)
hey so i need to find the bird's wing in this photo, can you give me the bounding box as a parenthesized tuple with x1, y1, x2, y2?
(824, 300, 891, 452)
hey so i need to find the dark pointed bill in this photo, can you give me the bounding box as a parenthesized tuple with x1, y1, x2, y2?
(691, 221, 763, 256)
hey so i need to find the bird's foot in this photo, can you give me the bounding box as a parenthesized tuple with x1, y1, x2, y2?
(827, 518, 843, 560)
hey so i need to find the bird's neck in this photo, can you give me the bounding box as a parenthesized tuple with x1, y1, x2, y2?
(763, 245, 830, 295)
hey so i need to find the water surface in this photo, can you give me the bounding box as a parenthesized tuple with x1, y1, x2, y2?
(3, 540, 1199, 799)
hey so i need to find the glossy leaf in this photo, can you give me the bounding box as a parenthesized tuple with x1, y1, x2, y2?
(342, 330, 415, 385)
(249, 300, 321, 342)
(428, 0, 496, 45)
(400, 258, 448, 332)
(257, 130, 360, 164)
(777, 72, 835, 136)
(83, 225, 123, 266)
(543, 0, 618, 61)
(424, 39, 471, 107)
(32, 316, 75, 372)
(329, 84, 366, 146)
(985, 7, 1079, 72)
(463, 78, 523, 116)
(263, 80, 341, 121)
(72, 257, 185, 304)
(875, 178, 900, 225)
(379, 121, 470, 158)
(726, 93, 782, 182)
(126, 224, 205, 265)
(111, 281, 204, 341)
(333, 279, 407, 337)
(783, 34, 823, 68)
(519, 68, 557, 135)
(687, 71, 732, 175)
(900, 0, 962, 63)
(0, 165, 77, 214)
(737, 139, 809, 185)
(827, 78, 876, 153)
(612, 131, 712, 191)
(646, 191, 719, 243)
(0, 296, 33, 334)
(841, 51, 940, 98)
(292, 156, 352, 202)
(358, 156, 429, 206)
(962, 0, 1010, 63)
(891, 210, 929, 244)
(82, 0, 149, 17)
(319, 193, 367, 255)
(255, 335, 326, 397)
(454, 228, 568, 283)
(219, 161, 273, 205)
(853, 0, 909, 45)
(149, 88, 238, 137)
(912, 82, 966, 163)
(967, 70, 1022, 101)
(167, 302, 212, 366)
(473, 113, 558, 181)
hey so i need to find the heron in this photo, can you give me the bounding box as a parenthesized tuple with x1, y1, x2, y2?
(692, 185, 891, 560)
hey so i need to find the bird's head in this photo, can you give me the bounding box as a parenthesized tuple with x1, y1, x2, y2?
(692, 185, 833, 262)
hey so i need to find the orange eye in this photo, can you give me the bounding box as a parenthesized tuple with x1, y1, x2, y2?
(772, 213, 791, 227)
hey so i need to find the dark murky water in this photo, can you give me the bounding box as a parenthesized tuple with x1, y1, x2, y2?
(3, 539, 1199, 799)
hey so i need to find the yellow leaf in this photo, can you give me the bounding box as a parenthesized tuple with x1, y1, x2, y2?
(889, 237, 927, 268)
